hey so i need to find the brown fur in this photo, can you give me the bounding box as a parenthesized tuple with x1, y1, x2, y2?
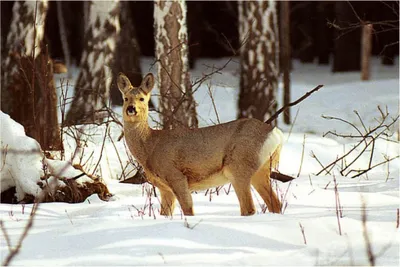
(118, 73, 282, 216)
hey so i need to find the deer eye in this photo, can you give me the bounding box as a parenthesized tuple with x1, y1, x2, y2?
(139, 97, 144, 102)
(124, 97, 128, 102)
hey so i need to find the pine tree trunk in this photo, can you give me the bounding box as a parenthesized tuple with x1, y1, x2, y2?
(316, 1, 333, 65)
(65, 0, 120, 125)
(187, 1, 203, 69)
(332, 1, 361, 72)
(154, 0, 198, 129)
(280, 1, 291, 125)
(110, 1, 142, 106)
(298, 2, 316, 63)
(238, 0, 279, 122)
(1, 1, 62, 151)
(361, 23, 372, 81)
(1, 1, 14, 59)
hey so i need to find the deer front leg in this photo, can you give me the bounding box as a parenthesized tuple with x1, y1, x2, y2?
(159, 189, 176, 216)
(166, 173, 194, 216)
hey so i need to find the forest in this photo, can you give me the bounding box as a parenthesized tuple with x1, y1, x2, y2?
(0, 1, 399, 266)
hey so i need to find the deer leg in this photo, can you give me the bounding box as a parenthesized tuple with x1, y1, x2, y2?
(159, 189, 176, 216)
(271, 145, 282, 169)
(167, 176, 194, 216)
(251, 156, 281, 213)
(224, 168, 256, 216)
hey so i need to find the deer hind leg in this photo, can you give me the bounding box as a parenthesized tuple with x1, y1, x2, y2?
(251, 149, 282, 213)
(224, 168, 256, 216)
(271, 145, 281, 170)
(159, 189, 176, 216)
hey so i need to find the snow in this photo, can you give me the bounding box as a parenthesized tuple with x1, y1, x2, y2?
(0, 112, 100, 202)
(1, 57, 399, 266)
(0, 112, 43, 200)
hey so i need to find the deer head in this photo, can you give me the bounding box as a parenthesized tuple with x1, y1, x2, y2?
(117, 73, 154, 123)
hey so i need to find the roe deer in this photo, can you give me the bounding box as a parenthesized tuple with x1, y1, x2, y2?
(118, 73, 283, 216)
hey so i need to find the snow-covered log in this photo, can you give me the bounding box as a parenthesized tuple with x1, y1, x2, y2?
(0, 111, 110, 203)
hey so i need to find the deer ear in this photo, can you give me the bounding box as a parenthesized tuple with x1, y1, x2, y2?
(117, 73, 132, 94)
(141, 73, 154, 94)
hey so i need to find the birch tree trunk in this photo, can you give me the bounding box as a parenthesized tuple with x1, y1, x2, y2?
(238, 0, 279, 123)
(1, 1, 62, 150)
(65, 0, 120, 125)
(154, 0, 198, 129)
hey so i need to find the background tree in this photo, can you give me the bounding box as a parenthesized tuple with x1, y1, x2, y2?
(65, 0, 120, 125)
(332, 1, 361, 72)
(1, 0, 63, 150)
(154, 0, 198, 129)
(315, 1, 334, 65)
(238, 0, 279, 122)
(110, 1, 142, 106)
(280, 0, 291, 125)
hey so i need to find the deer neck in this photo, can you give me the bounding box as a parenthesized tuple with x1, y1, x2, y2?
(123, 120, 154, 166)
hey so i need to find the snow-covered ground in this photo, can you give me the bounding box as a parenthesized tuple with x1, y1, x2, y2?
(1, 57, 399, 266)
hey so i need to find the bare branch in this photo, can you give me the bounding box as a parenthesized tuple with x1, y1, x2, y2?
(265, 85, 324, 124)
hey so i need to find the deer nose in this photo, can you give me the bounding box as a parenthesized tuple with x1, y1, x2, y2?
(126, 105, 137, 115)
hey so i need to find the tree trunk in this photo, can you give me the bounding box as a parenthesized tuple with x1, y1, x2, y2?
(238, 0, 279, 122)
(280, 1, 291, 125)
(1, 1, 14, 59)
(65, 0, 120, 125)
(316, 1, 334, 65)
(298, 1, 316, 63)
(332, 1, 361, 72)
(110, 1, 142, 106)
(361, 23, 373, 81)
(187, 1, 203, 69)
(1, 1, 62, 151)
(154, 0, 198, 129)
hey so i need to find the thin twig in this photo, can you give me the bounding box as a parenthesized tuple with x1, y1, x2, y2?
(207, 83, 221, 124)
(0, 221, 12, 252)
(361, 198, 375, 266)
(297, 134, 306, 177)
(299, 222, 307, 245)
(286, 108, 300, 141)
(333, 175, 342, 236)
(265, 85, 323, 124)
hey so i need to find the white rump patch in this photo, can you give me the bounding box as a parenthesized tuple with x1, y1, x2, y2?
(259, 127, 283, 165)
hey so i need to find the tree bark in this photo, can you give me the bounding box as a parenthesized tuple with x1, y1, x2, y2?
(65, 0, 120, 125)
(1, 1, 62, 150)
(332, 1, 361, 72)
(280, 0, 291, 125)
(110, 1, 142, 106)
(298, 2, 316, 63)
(187, 1, 203, 69)
(0, 1, 14, 58)
(238, 0, 279, 122)
(316, 1, 334, 65)
(154, 0, 198, 129)
(361, 23, 373, 81)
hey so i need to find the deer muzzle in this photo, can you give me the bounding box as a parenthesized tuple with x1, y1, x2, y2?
(126, 105, 137, 116)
